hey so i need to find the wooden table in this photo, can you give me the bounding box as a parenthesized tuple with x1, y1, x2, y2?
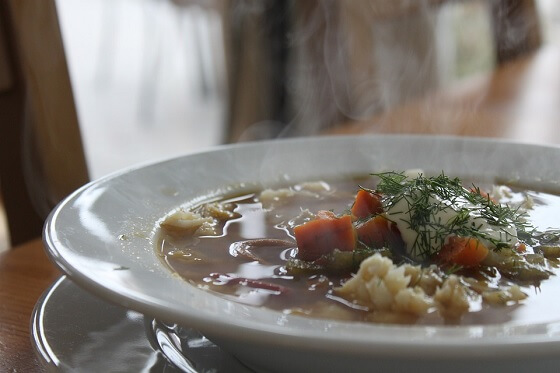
(1, 44, 560, 372)
(0, 239, 60, 372)
(328, 44, 560, 145)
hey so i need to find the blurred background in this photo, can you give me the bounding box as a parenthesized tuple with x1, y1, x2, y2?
(55, 0, 559, 179)
(1, 0, 560, 251)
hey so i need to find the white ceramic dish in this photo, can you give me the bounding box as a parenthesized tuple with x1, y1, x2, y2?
(44, 135, 560, 372)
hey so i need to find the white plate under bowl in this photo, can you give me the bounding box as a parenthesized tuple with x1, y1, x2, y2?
(44, 135, 560, 372)
(31, 276, 250, 372)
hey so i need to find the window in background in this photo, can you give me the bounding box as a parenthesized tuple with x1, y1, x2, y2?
(436, 1, 495, 85)
(56, 0, 226, 179)
(537, 0, 560, 42)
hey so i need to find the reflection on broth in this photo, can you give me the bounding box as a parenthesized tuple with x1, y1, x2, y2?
(157, 173, 560, 326)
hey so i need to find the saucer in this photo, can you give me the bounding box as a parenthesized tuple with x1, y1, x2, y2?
(31, 276, 251, 372)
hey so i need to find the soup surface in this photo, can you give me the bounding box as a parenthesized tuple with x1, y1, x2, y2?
(157, 173, 560, 325)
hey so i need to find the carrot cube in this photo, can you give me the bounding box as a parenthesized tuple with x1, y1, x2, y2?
(294, 210, 356, 261)
(351, 190, 383, 219)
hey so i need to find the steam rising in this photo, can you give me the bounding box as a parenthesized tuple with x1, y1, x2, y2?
(225, 0, 540, 142)
(226, 1, 444, 141)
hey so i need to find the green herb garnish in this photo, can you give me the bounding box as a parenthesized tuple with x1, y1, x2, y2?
(372, 172, 531, 260)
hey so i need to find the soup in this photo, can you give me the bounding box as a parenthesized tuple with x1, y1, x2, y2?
(157, 172, 560, 325)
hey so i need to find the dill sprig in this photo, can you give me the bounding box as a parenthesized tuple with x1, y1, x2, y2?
(372, 171, 531, 260)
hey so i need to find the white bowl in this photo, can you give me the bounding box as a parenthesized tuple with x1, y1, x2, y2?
(44, 135, 560, 372)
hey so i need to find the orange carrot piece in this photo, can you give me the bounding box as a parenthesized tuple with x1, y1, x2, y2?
(351, 190, 383, 219)
(294, 210, 356, 261)
(515, 242, 527, 253)
(355, 215, 404, 249)
(438, 236, 489, 267)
